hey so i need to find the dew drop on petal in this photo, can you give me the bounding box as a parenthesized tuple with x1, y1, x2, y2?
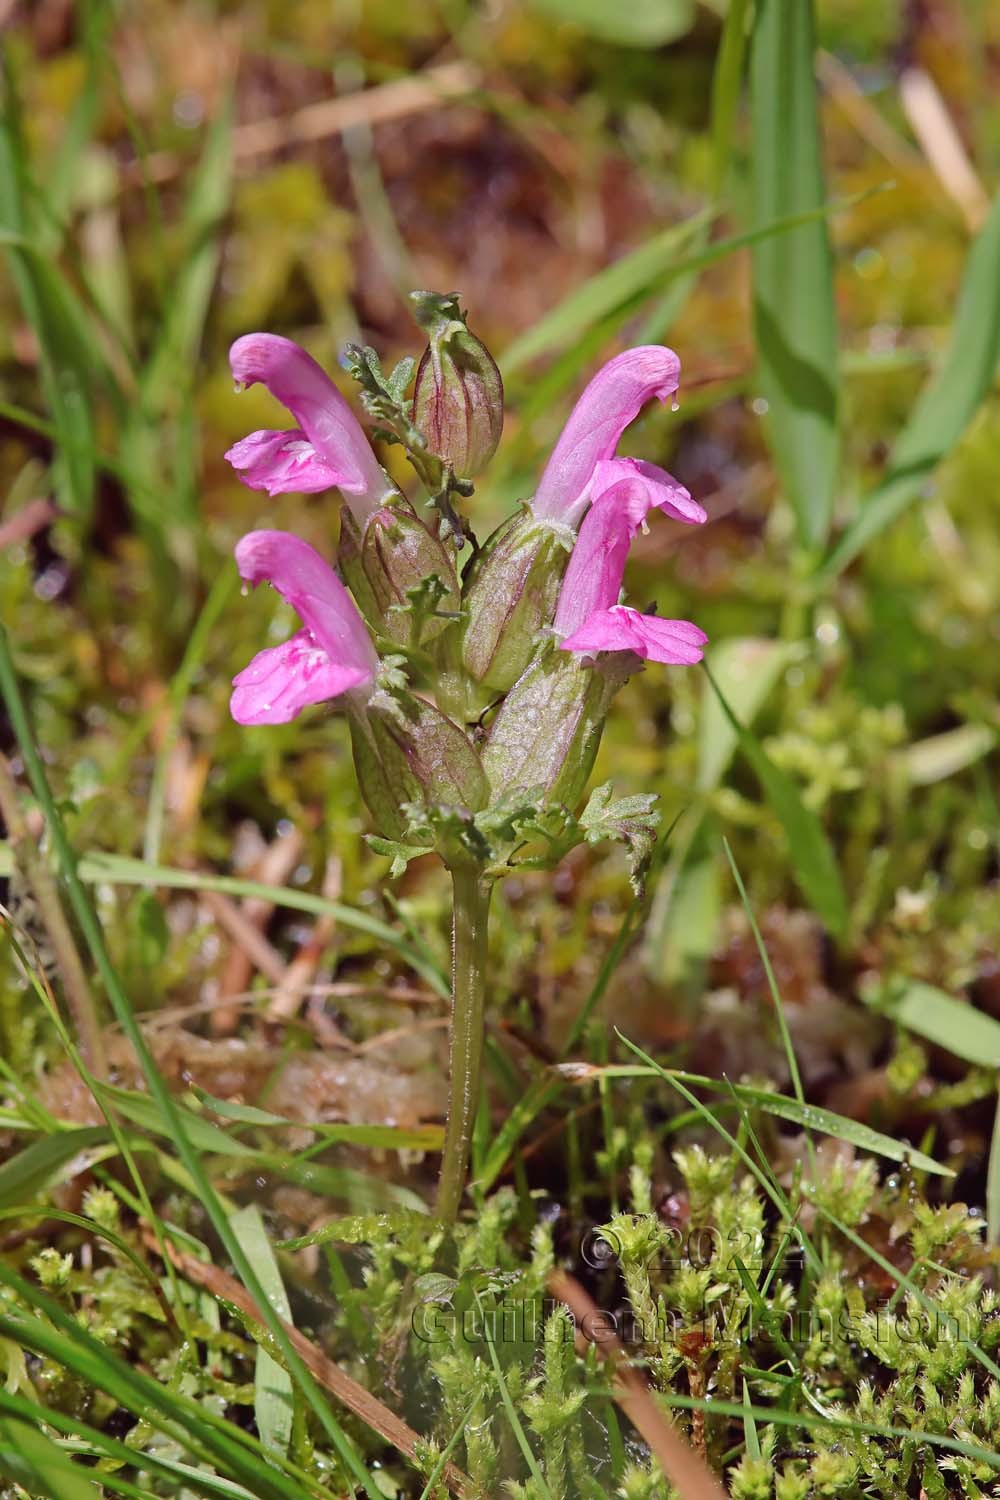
(240, 582, 250, 598)
(671, 397, 679, 412)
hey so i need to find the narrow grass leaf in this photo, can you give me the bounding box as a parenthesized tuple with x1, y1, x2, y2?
(583, 1058, 950, 1176)
(501, 196, 864, 378)
(99, 1085, 256, 1157)
(818, 186, 1000, 582)
(750, 0, 839, 550)
(816, 1206, 1000, 1385)
(0, 90, 97, 518)
(653, 1391, 1000, 1473)
(194, 1091, 444, 1151)
(0, 1415, 100, 1500)
(741, 1378, 761, 1460)
(875, 977, 1000, 1067)
(261, 1154, 428, 1213)
(723, 839, 807, 1111)
(0, 1126, 110, 1209)
(232, 1205, 294, 1459)
(499, 205, 702, 379)
(0, 1206, 166, 1296)
(476, 1291, 554, 1499)
(0, 1267, 315, 1500)
(711, 0, 751, 191)
(0, 628, 382, 1500)
(72, 850, 450, 997)
(0, 1388, 258, 1500)
(612, 1032, 823, 1276)
(703, 663, 848, 937)
(988, 1081, 1000, 1249)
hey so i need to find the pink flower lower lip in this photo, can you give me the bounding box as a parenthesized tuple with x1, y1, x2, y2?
(231, 530, 377, 726)
(224, 428, 345, 496)
(559, 606, 708, 664)
(226, 334, 396, 522)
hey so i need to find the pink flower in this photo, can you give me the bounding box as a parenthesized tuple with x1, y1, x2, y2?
(231, 530, 378, 725)
(553, 456, 707, 664)
(226, 335, 394, 523)
(225, 430, 343, 496)
(531, 346, 682, 529)
(560, 456, 707, 651)
(560, 607, 707, 664)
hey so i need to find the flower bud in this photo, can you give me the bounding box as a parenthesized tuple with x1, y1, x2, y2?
(461, 509, 573, 693)
(482, 649, 631, 810)
(339, 498, 461, 647)
(411, 292, 503, 478)
(348, 691, 488, 840)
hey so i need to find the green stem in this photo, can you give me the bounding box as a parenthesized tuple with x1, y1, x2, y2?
(436, 863, 492, 1222)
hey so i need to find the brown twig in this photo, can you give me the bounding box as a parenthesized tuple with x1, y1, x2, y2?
(121, 61, 481, 188)
(202, 891, 288, 986)
(816, 50, 923, 174)
(547, 1269, 730, 1500)
(0, 752, 106, 1076)
(266, 855, 342, 1023)
(145, 1231, 473, 1497)
(898, 66, 989, 232)
(130, 981, 441, 1031)
(209, 825, 305, 1034)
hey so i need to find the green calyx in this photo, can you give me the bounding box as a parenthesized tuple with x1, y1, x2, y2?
(411, 291, 504, 481)
(460, 509, 574, 694)
(340, 499, 461, 648)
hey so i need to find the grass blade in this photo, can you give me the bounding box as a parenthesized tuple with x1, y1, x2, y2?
(988, 1080, 1000, 1248)
(0, 626, 382, 1499)
(581, 1056, 950, 1177)
(697, 637, 799, 793)
(500, 210, 710, 375)
(817, 186, 1000, 582)
(0, 843, 450, 997)
(0, 1265, 317, 1500)
(875, 977, 1000, 1067)
(0, 1126, 110, 1209)
(0, 69, 97, 519)
(0, 1413, 103, 1500)
(750, 0, 839, 550)
(232, 1205, 294, 1458)
(711, 0, 751, 192)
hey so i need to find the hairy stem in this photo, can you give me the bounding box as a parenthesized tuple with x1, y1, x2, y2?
(0, 751, 107, 1077)
(436, 863, 491, 1222)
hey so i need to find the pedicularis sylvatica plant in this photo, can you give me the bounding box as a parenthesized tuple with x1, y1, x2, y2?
(225, 293, 708, 1221)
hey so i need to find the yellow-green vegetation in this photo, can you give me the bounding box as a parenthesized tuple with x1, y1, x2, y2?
(3, 0, 1000, 1496)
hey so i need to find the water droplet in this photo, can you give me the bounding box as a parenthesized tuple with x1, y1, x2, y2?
(671, 397, 679, 412)
(240, 582, 250, 598)
(233, 380, 246, 395)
